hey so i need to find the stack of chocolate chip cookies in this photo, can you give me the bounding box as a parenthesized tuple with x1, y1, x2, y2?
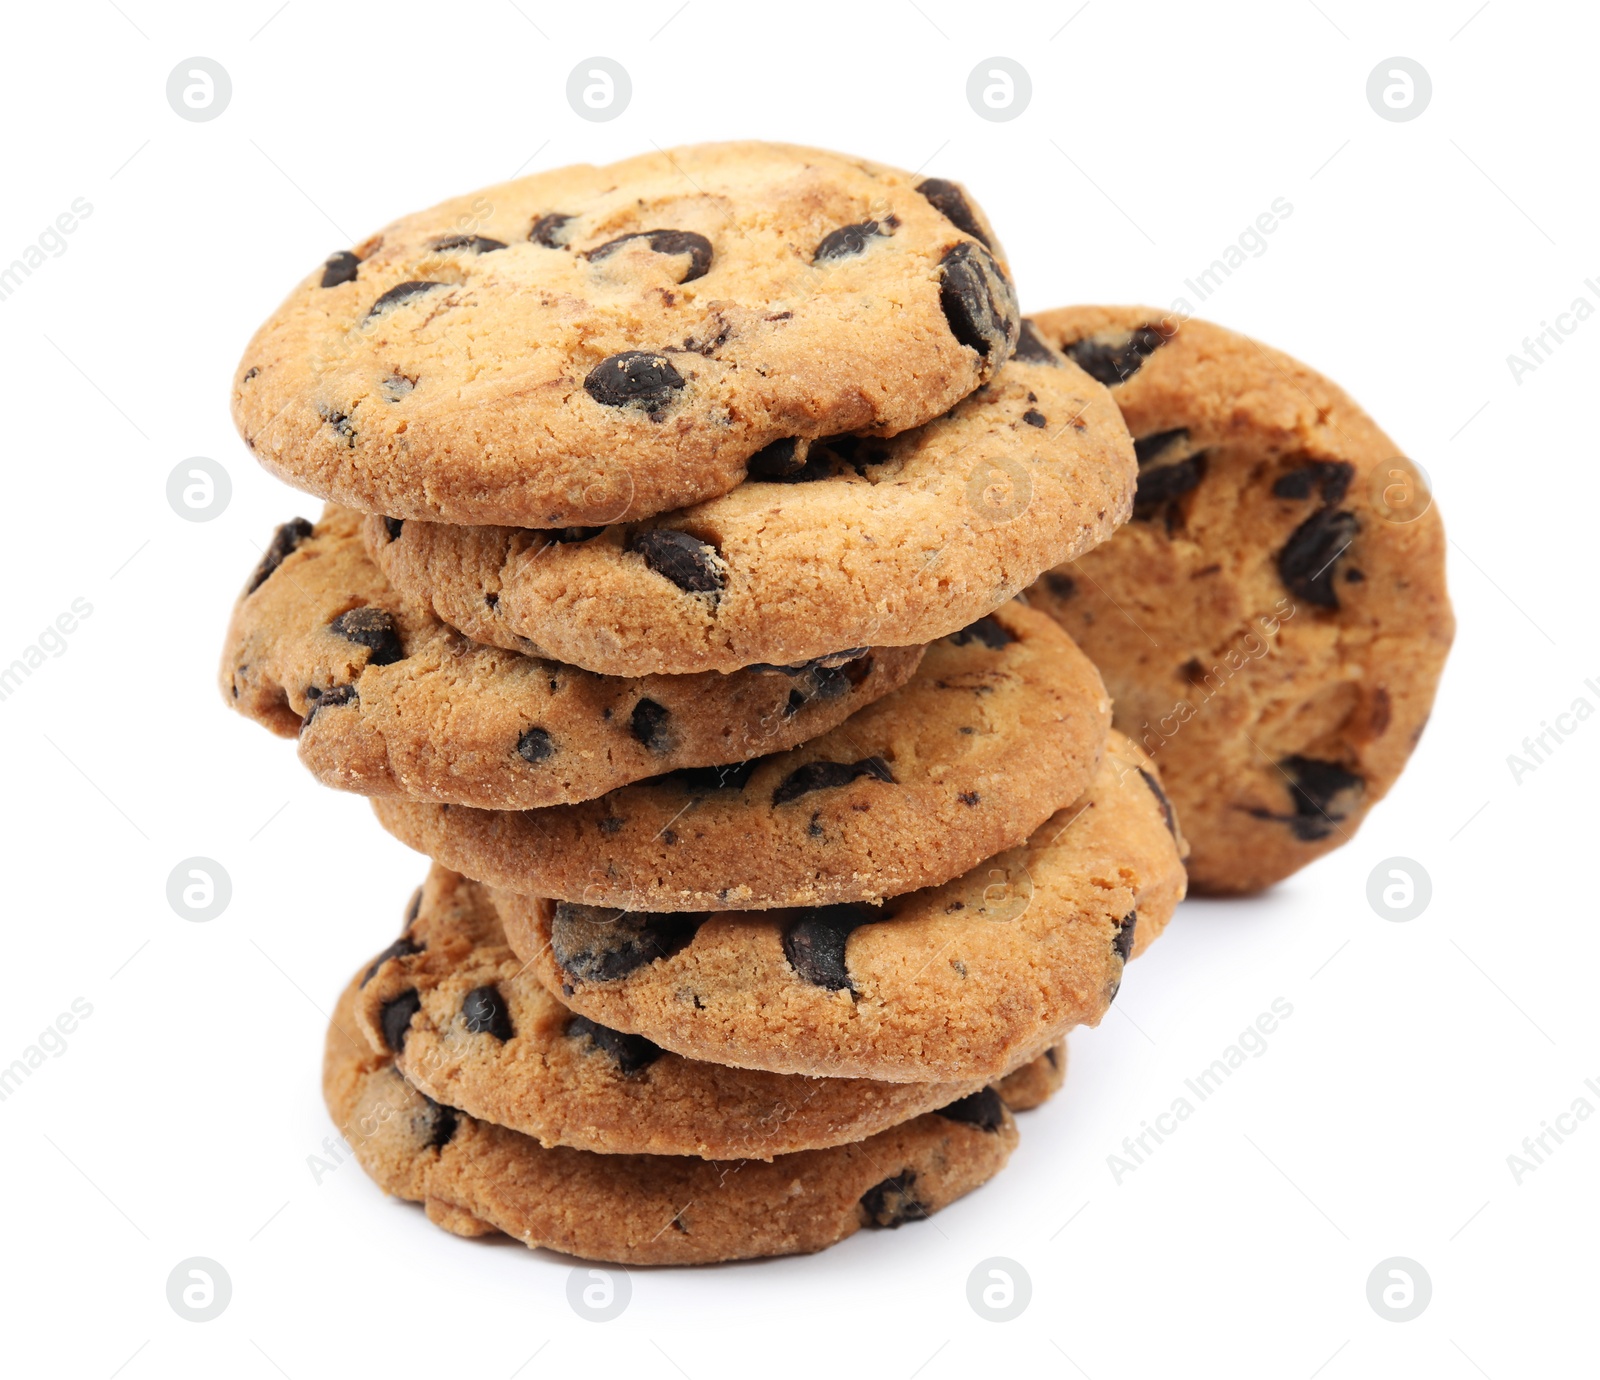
(220, 142, 1450, 1265)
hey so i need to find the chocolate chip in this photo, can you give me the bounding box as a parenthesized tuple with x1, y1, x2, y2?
(1023, 409, 1046, 428)
(958, 791, 980, 806)
(1064, 324, 1170, 386)
(1137, 767, 1178, 839)
(629, 528, 725, 595)
(360, 937, 422, 988)
(772, 756, 895, 806)
(1045, 1046, 1060, 1070)
(518, 726, 555, 764)
(937, 242, 1017, 359)
(583, 350, 686, 413)
(1277, 756, 1364, 840)
(300, 683, 355, 731)
(935, 1087, 1006, 1132)
(1132, 429, 1206, 522)
(630, 698, 672, 751)
(588, 229, 713, 282)
(320, 250, 360, 288)
(366, 280, 445, 317)
(429, 233, 506, 253)
(242, 367, 259, 381)
(549, 904, 703, 984)
(549, 525, 604, 544)
(813, 220, 888, 263)
(747, 649, 871, 676)
(246, 518, 313, 593)
(1114, 910, 1137, 962)
(949, 616, 1015, 649)
(860, 1172, 929, 1228)
(565, 1014, 663, 1075)
(597, 815, 624, 836)
(1043, 572, 1075, 600)
(328, 606, 404, 666)
(418, 1092, 458, 1149)
(915, 178, 991, 247)
(746, 437, 809, 481)
(1012, 318, 1062, 365)
(382, 517, 404, 541)
(461, 985, 514, 1041)
(1273, 460, 1354, 504)
(529, 212, 575, 247)
(1278, 507, 1359, 607)
(782, 904, 876, 990)
(380, 990, 422, 1053)
(667, 758, 763, 793)
(318, 405, 356, 448)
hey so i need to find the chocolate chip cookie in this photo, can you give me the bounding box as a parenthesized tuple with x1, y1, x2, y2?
(493, 731, 1186, 1082)
(234, 143, 1019, 528)
(356, 863, 1058, 1159)
(365, 336, 1135, 675)
(325, 974, 1020, 1264)
(371, 602, 1111, 910)
(1026, 307, 1453, 892)
(221, 507, 920, 809)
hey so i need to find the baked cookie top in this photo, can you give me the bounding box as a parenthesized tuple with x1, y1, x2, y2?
(324, 973, 1019, 1265)
(494, 732, 1187, 1083)
(220, 507, 919, 810)
(356, 864, 1031, 1159)
(371, 601, 1111, 911)
(1027, 307, 1453, 893)
(365, 334, 1135, 675)
(233, 142, 1019, 528)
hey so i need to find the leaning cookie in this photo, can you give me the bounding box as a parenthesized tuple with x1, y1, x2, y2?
(365, 336, 1135, 676)
(325, 977, 1019, 1264)
(221, 508, 920, 810)
(1026, 307, 1453, 893)
(235, 142, 1018, 529)
(355, 864, 1057, 1159)
(371, 603, 1111, 911)
(495, 732, 1186, 1083)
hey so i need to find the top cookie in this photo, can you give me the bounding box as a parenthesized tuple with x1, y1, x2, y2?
(1026, 307, 1454, 892)
(232, 142, 1019, 527)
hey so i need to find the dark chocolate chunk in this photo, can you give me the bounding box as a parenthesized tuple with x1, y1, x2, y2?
(1023, 409, 1047, 428)
(328, 606, 404, 666)
(629, 528, 725, 595)
(1137, 767, 1178, 839)
(382, 517, 404, 541)
(1278, 756, 1364, 840)
(583, 350, 686, 413)
(318, 405, 356, 448)
(1278, 507, 1359, 607)
(771, 756, 895, 806)
(1273, 460, 1354, 504)
(588, 229, 713, 282)
(529, 212, 575, 247)
(958, 791, 980, 806)
(813, 220, 888, 263)
(366, 280, 445, 317)
(1044, 572, 1076, 600)
(630, 698, 672, 751)
(461, 984, 514, 1041)
(782, 904, 877, 990)
(300, 683, 355, 731)
(417, 1091, 459, 1149)
(937, 242, 1017, 359)
(860, 1171, 929, 1228)
(1064, 324, 1170, 386)
(746, 436, 808, 480)
(360, 936, 422, 988)
(667, 758, 763, 793)
(517, 726, 555, 764)
(320, 250, 360, 288)
(246, 518, 313, 594)
(565, 1014, 663, 1075)
(1114, 911, 1138, 963)
(1132, 429, 1206, 521)
(380, 989, 422, 1053)
(915, 178, 991, 247)
(549, 903, 704, 984)
(429, 233, 506, 253)
(935, 1087, 1006, 1133)
(1012, 318, 1062, 365)
(949, 616, 1015, 649)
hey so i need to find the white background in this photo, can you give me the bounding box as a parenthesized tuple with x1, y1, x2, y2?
(0, 1, 1593, 1376)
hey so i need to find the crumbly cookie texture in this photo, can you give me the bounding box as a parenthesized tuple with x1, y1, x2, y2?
(1026, 307, 1453, 893)
(494, 732, 1186, 1083)
(994, 1041, 1067, 1112)
(324, 974, 1019, 1264)
(355, 864, 1059, 1159)
(372, 602, 1111, 911)
(365, 334, 1135, 675)
(220, 506, 920, 810)
(234, 142, 1019, 528)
